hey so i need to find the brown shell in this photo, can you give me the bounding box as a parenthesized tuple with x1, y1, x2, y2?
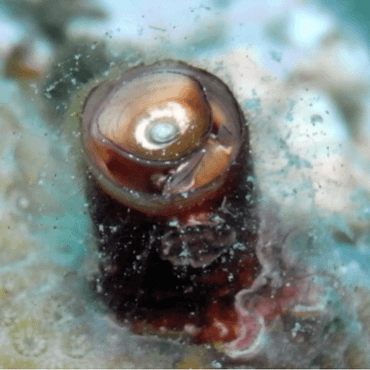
(76, 61, 260, 343)
(80, 61, 245, 214)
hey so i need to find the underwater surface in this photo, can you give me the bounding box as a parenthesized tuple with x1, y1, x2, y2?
(1, 0, 370, 367)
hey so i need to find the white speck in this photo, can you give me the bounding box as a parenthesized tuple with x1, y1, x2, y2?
(211, 215, 224, 223)
(291, 322, 302, 338)
(168, 219, 180, 227)
(110, 226, 118, 233)
(18, 197, 30, 209)
(96, 284, 103, 293)
(233, 242, 246, 250)
(211, 360, 222, 368)
(179, 249, 192, 257)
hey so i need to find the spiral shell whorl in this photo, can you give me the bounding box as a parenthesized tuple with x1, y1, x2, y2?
(80, 61, 245, 214)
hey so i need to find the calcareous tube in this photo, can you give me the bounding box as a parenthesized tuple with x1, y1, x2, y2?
(74, 60, 260, 343)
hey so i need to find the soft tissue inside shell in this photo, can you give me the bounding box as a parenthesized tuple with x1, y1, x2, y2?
(97, 72, 211, 160)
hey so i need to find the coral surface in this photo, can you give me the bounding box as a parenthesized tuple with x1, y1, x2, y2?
(1, 0, 370, 368)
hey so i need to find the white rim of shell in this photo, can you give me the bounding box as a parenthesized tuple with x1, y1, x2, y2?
(135, 102, 190, 150)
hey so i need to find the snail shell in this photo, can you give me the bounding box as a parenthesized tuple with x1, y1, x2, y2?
(80, 61, 244, 215)
(74, 61, 260, 341)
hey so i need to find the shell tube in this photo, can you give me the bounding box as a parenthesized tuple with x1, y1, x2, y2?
(74, 61, 261, 343)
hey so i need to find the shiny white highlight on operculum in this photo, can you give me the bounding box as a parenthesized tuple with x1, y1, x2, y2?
(134, 102, 190, 151)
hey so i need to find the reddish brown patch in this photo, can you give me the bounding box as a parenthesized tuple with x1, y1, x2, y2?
(125, 248, 260, 345)
(195, 303, 239, 343)
(5, 46, 41, 80)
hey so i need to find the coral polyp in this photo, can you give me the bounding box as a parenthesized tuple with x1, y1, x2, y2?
(10, 318, 50, 357)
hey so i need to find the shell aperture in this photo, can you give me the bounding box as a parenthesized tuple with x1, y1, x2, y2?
(80, 62, 245, 215)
